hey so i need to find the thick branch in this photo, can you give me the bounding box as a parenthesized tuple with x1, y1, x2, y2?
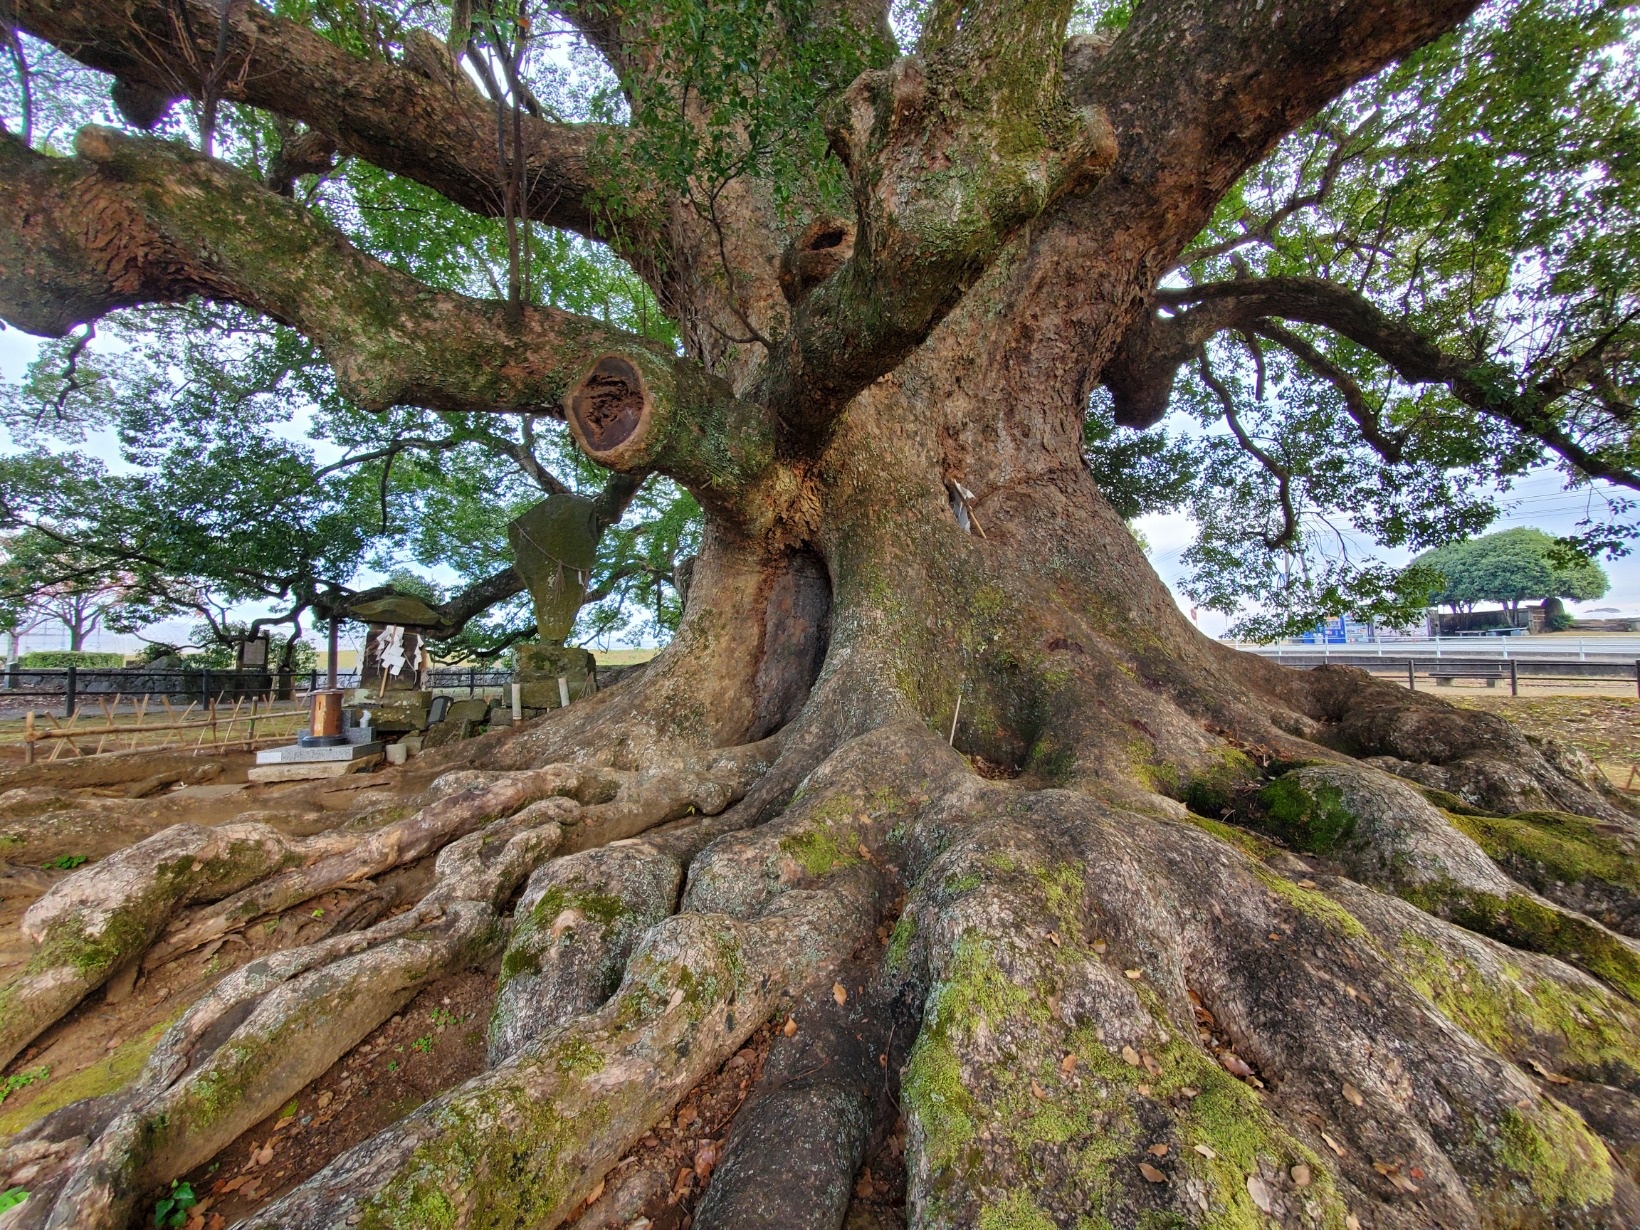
(1145, 277, 1640, 491)
(1067, 0, 1483, 265)
(752, 10, 1116, 431)
(0, 128, 720, 423)
(9, 0, 613, 238)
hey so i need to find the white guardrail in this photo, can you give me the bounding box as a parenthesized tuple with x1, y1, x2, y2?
(1227, 637, 1640, 663)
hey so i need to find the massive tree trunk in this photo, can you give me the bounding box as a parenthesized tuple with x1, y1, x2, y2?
(3, 0, 1640, 1226)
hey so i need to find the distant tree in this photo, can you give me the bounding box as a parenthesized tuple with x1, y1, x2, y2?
(1413, 528, 1609, 616)
(0, 528, 137, 650)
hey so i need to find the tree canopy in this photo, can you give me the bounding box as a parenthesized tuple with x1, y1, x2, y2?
(1, 0, 1634, 646)
(1413, 525, 1611, 612)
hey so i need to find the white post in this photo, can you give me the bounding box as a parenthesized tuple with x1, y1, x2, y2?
(511, 682, 522, 724)
(557, 675, 570, 708)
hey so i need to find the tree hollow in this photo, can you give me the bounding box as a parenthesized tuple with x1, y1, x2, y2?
(568, 355, 648, 455)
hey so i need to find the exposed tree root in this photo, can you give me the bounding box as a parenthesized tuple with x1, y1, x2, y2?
(0, 737, 778, 1228)
(885, 781, 1640, 1227)
(490, 837, 686, 1063)
(238, 874, 880, 1228)
(1250, 761, 1640, 1000)
(1307, 666, 1634, 824)
(693, 952, 907, 1230)
(0, 801, 568, 1229)
(0, 649, 1635, 1230)
(0, 750, 764, 1077)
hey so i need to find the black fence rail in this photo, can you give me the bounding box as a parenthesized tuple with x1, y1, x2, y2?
(2, 666, 520, 717)
(1335, 657, 1640, 697)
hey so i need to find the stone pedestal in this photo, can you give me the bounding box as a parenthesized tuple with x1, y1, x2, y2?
(350, 689, 435, 733)
(514, 645, 596, 711)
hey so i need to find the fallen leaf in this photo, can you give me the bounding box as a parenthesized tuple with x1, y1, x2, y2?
(1268, 932, 1282, 941)
(1122, 1045, 1141, 1067)
(1410, 1165, 1425, 1180)
(1147, 1143, 1169, 1157)
(1139, 1162, 1167, 1184)
(254, 1144, 274, 1166)
(316, 1091, 333, 1109)
(1060, 1053, 1078, 1074)
(694, 1144, 718, 1181)
(584, 1179, 605, 1205)
(1092, 940, 1108, 954)
(1193, 1144, 1216, 1159)
(833, 982, 848, 1006)
(1031, 1080, 1047, 1100)
(1321, 1131, 1347, 1157)
(1246, 1174, 1273, 1213)
(857, 843, 870, 858)
(1142, 1052, 1161, 1076)
(1220, 1052, 1254, 1079)
(1528, 1058, 1573, 1085)
(1298, 879, 1318, 888)
(1291, 1163, 1312, 1187)
(1124, 968, 1143, 980)
(783, 1016, 798, 1036)
(1180, 1086, 1200, 1098)
(1047, 995, 1063, 1019)
(1345, 1217, 1361, 1230)
(1047, 930, 1062, 947)
(1137, 1083, 1152, 1096)
(667, 987, 685, 1012)
(1341, 1082, 1364, 1106)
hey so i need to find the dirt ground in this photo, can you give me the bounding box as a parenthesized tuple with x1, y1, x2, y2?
(177, 967, 497, 1228)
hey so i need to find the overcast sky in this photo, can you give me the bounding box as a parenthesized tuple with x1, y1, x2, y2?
(3, 321, 1634, 652)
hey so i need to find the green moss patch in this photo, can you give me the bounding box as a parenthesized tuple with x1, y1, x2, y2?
(1181, 748, 1258, 818)
(1446, 809, 1639, 898)
(1402, 883, 1640, 1003)
(1391, 934, 1640, 1087)
(0, 1017, 174, 1137)
(1253, 778, 1356, 853)
(1497, 1101, 1614, 1207)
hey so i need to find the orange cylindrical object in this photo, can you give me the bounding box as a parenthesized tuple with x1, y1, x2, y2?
(312, 690, 344, 739)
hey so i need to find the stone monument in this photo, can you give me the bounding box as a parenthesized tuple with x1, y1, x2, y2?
(507, 494, 599, 713)
(348, 594, 444, 733)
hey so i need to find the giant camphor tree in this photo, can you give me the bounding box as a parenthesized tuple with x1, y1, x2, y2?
(1, 0, 1640, 1227)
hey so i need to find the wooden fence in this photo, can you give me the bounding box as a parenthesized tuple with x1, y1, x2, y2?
(20, 694, 311, 763)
